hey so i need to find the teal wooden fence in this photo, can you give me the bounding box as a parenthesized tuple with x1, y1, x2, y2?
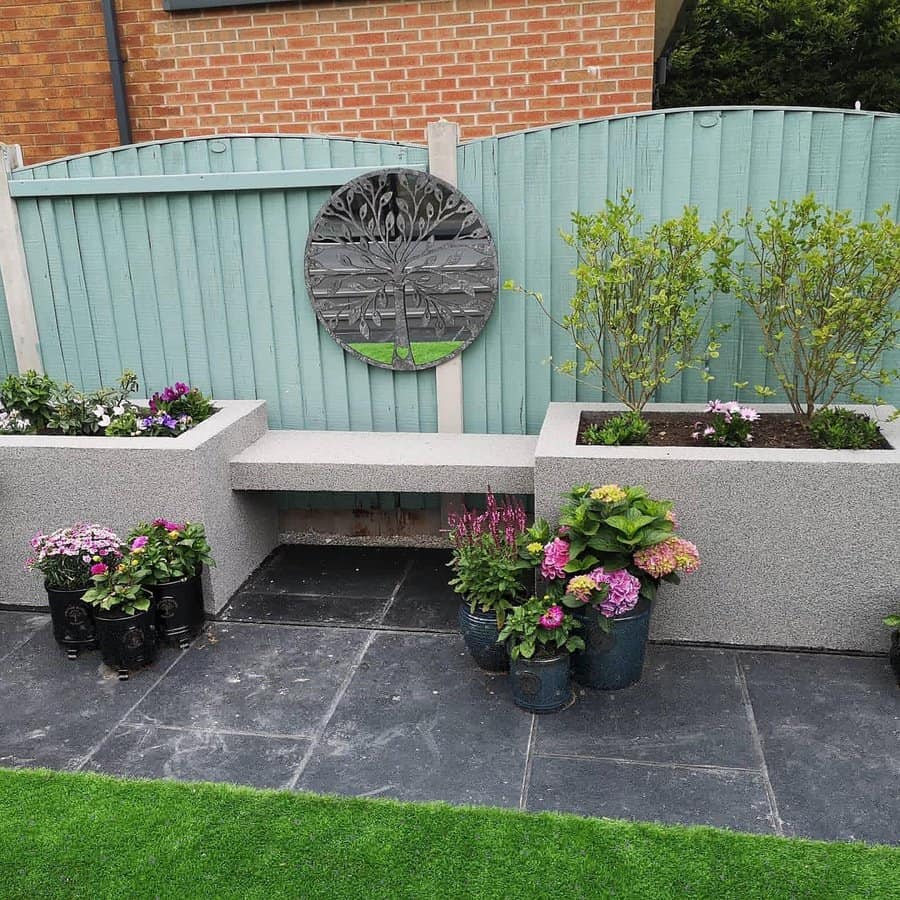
(0, 279, 15, 378)
(4, 108, 900, 434)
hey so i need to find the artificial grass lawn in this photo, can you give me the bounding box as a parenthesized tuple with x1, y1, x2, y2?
(349, 340, 462, 365)
(1, 769, 896, 900)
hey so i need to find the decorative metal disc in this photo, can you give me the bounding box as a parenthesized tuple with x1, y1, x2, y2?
(304, 168, 499, 371)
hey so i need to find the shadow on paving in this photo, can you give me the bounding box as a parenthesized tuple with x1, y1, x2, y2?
(1, 545, 897, 845)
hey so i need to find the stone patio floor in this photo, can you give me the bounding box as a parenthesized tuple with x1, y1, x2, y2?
(1, 546, 897, 846)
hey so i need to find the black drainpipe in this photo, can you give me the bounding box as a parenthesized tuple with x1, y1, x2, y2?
(100, 0, 133, 145)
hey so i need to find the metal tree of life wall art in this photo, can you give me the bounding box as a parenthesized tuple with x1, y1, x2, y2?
(304, 168, 499, 371)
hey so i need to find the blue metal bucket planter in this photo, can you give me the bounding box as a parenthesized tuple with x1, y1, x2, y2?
(457, 602, 509, 673)
(572, 598, 651, 690)
(509, 652, 573, 713)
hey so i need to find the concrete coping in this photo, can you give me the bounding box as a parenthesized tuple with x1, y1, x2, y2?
(0, 400, 267, 452)
(535, 402, 900, 465)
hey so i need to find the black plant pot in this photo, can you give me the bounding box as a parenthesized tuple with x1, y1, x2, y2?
(46, 584, 98, 659)
(890, 631, 900, 687)
(93, 601, 158, 679)
(571, 598, 651, 690)
(151, 573, 205, 648)
(458, 602, 509, 673)
(509, 651, 573, 713)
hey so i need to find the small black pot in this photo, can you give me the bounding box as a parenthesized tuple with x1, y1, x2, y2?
(572, 598, 651, 691)
(458, 602, 509, 672)
(890, 631, 900, 687)
(46, 584, 98, 658)
(151, 573, 204, 648)
(509, 651, 573, 713)
(93, 600, 158, 678)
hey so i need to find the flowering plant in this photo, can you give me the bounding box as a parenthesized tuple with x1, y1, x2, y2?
(498, 596, 584, 660)
(136, 411, 194, 437)
(447, 491, 532, 626)
(126, 519, 214, 583)
(692, 399, 759, 447)
(82, 553, 152, 615)
(535, 484, 700, 629)
(47, 370, 140, 435)
(0, 403, 29, 434)
(149, 382, 215, 424)
(26, 524, 123, 590)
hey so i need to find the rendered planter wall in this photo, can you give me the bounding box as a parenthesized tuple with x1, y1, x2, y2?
(534, 403, 900, 653)
(0, 400, 277, 615)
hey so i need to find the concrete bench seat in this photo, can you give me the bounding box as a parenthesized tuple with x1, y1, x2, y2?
(229, 430, 538, 494)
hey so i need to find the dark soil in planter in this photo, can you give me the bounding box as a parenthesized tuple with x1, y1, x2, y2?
(577, 411, 892, 450)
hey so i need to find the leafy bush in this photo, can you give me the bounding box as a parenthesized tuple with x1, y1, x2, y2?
(582, 411, 650, 446)
(506, 194, 735, 410)
(82, 555, 152, 615)
(150, 382, 215, 424)
(731, 196, 900, 419)
(127, 519, 214, 583)
(47, 370, 140, 435)
(808, 407, 882, 449)
(0, 370, 55, 431)
(659, 0, 900, 112)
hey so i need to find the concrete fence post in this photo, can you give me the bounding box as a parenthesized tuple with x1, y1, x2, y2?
(427, 120, 463, 436)
(0, 144, 42, 373)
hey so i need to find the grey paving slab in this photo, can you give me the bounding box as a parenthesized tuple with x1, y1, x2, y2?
(85, 723, 309, 790)
(527, 756, 775, 834)
(0, 610, 50, 663)
(742, 651, 900, 845)
(220, 591, 387, 628)
(127, 622, 368, 738)
(0, 624, 182, 770)
(534, 645, 757, 769)
(239, 544, 410, 599)
(381, 549, 460, 632)
(297, 632, 530, 807)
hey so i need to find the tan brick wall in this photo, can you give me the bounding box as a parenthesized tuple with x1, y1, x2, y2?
(1, 0, 655, 164)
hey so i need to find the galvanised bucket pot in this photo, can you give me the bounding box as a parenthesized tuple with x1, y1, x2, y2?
(151, 573, 204, 648)
(93, 601, 158, 678)
(572, 598, 651, 690)
(458, 602, 509, 673)
(46, 584, 98, 659)
(509, 652, 573, 713)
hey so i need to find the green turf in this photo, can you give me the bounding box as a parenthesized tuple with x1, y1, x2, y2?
(1, 769, 896, 899)
(349, 341, 462, 365)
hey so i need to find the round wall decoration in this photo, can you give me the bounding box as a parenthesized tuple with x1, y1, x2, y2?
(304, 168, 499, 371)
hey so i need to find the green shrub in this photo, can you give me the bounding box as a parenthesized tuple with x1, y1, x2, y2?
(732, 196, 900, 419)
(582, 411, 651, 446)
(808, 407, 882, 449)
(506, 194, 736, 410)
(0, 370, 56, 431)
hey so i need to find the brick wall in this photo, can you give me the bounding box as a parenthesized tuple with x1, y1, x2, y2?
(1, 0, 656, 164)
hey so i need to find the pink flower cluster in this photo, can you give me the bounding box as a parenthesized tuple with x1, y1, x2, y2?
(633, 537, 701, 579)
(590, 567, 641, 618)
(27, 523, 122, 568)
(152, 518, 184, 533)
(149, 382, 190, 412)
(447, 490, 527, 551)
(706, 400, 759, 421)
(541, 537, 570, 580)
(539, 605, 564, 630)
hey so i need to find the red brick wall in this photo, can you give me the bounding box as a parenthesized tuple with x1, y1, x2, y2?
(1, 0, 656, 164)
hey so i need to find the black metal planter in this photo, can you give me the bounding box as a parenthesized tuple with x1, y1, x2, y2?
(458, 602, 509, 673)
(93, 601, 158, 679)
(890, 630, 900, 687)
(571, 598, 652, 690)
(509, 652, 573, 713)
(151, 573, 204, 648)
(46, 584, 98, 659)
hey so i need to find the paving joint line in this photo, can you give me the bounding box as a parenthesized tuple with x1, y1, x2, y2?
(285, 566, 415, 790)
(735, 655, 785, 836)
(534, 751, 761, 776)
(72, 647, 191, 772)
(0, 620, 48, 666)
(116, 721, 311, 742)
(518, 714, 537, 811)
(376, 558, 414, 627)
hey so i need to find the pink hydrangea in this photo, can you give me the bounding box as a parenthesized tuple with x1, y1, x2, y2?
(633, 537, 701, 579)
(131, 535, 149, 550)
(152, 518, 184, 533)
(539, 605, 564, 629)
(541, 537, 570, 580)
(590, 567, 641, 618)
(90, 563, 108, 576)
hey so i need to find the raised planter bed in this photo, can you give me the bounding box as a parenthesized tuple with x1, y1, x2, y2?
(0, 400, 277, 615)
(534, 402, 900, 653)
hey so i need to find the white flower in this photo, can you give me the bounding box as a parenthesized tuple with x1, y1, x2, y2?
(98, 415, 111, 427)
(112, 405, 125, 416)
(93, 404, 106, 418)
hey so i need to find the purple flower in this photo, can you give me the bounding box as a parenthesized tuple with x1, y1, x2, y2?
(590, 567, 640, 618)
(539, 605, 564, 629)
(90, 563, 108, 576)
(130, 535, 149, 550)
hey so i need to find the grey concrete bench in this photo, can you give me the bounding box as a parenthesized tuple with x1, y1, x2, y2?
(229, 430, 537, 494)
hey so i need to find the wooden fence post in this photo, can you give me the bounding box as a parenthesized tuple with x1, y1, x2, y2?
(427, 120, 463, 435)
(0, 144, 42, 373)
